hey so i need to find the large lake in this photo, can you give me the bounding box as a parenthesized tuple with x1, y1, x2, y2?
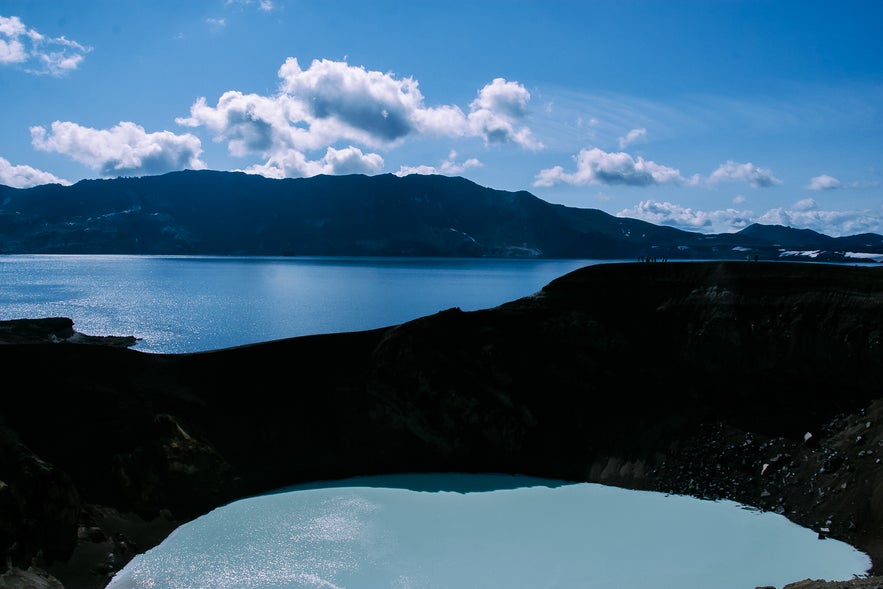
(0, 255, 603, 353)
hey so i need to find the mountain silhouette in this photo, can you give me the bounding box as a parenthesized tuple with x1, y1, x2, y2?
(1, 170, 880, 261)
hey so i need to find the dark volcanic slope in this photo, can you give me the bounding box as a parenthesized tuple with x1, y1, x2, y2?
(1, 261, 882, 588)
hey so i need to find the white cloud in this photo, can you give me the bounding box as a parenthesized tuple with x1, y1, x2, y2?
(394, 164, 439, 176)
(708, 160, 781, 188)
(30, 121, 206, 176)
(533, 147, 685, 187)
(442, 156, 483, 174)
(471, 78, 529, 118)
(320, 146, 384, 174)
(467, 78, 542, 149)
(276, 57, 428, 146)
(807, 174, 841, 190)
(226, 0, 275, 10)
(244, 146, 383, 179)
(206, 18, 226, 28)
(0, 16, 27, 64)
(617, 197, 883, 237)
(177, 91, 312, 153)
(177, 58, 540, 179)
(0, 15, 91, 75)
(617, 200, 755, 234)
(618, 127, 647, 149)
(0, 156, 70, 188)
(756, 201, 883, 237)
(792, 197, 817, 211)
(396, 150, 483, 176)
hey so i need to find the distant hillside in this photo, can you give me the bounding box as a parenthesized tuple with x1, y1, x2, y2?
(1, 170, 880, 261)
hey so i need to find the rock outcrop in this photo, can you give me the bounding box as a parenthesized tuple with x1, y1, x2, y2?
(0, 261, 881, 588)
(0, 318, 138, 348)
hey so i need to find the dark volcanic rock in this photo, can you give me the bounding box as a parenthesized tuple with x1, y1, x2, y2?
(0, 427, 80, 571)
(0, 318, 137, 348)
(0, 261, 881, 588)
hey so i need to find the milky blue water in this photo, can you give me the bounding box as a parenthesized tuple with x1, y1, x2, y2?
(105, 474, 871, 589)
(0, 255, 601, 353)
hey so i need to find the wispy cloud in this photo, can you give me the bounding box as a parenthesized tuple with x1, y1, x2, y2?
(176, 57, 540, 179)
(0, 155, 70, 188)
(226, 0, 275, 11)
(30, 121, 206, 176)
(0, 15, 91, 76)
(533, 147, 686, 187)
(618, 127, 646, 149)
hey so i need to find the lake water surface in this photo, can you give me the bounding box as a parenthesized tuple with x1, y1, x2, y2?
(105, 474, 871, 589)
(0, 255, 602, 353)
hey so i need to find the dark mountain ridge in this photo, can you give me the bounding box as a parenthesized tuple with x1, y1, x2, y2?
(1, 170, 880, 261)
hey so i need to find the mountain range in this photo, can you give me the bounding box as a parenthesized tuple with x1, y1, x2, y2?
(1, 170, 881, 262)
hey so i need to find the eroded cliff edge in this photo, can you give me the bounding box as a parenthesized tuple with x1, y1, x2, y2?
(0, 261, 881, 588)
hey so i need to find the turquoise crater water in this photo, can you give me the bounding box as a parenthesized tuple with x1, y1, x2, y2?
(105, 474, 871, 589)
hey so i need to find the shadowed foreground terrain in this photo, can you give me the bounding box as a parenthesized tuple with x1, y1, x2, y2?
(1, 261, 881, 589)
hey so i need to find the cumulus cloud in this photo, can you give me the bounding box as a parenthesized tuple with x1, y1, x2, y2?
(471, 78, 529, 118)
(396, 150, 483, 176)
(618, 127, 647, 149)
(177, 58, 540, 178)
(755, 200, 883, 237)
(807, 174, 841, 190)
(178, 91, 310, 153)
(467, 78, 542, 149)
(533, 147, 685, 187)
(394, 164, 436, 176)
(708, 160, 781, 188)
(30, 121, 206, 176)
(0, 156, 70, 188)
(244, 146, 383, 179)
(0, 15, 91, 75)
(276, 57, 427, 146)
(618, 200, 755, 234)
(616, 197, 883, 237)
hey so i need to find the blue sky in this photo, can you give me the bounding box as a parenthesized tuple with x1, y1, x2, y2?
(1, 0, 881, 236)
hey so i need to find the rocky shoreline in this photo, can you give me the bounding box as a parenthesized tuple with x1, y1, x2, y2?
(0, 318, 139, 348)
(1, 261, 881, 589)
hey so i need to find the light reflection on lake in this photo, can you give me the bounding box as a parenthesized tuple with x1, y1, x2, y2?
(0, 255, 606, 353)
(105, 473, 871, 589)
